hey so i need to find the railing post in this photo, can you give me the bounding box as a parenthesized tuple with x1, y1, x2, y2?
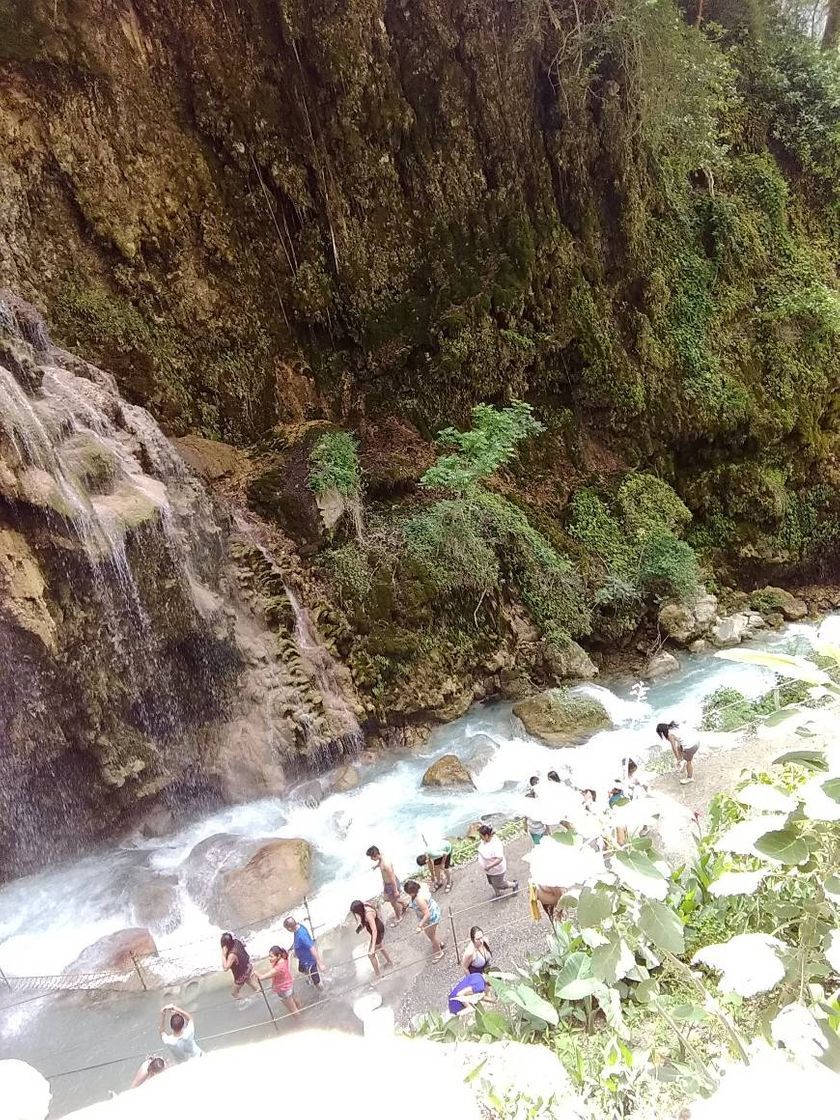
(304, 895, 316, 940)
(0, 963, 11, 991)
(448, 906, 459, 965)
(258, 977, 279, 1032)
(129, 951, 148, 992)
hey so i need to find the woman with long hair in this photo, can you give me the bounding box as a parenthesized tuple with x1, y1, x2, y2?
(349, 900, 393, 975)
(462, 926, 492, 975)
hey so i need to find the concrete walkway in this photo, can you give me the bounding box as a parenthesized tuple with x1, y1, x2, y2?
(0, 729, 780, 1117)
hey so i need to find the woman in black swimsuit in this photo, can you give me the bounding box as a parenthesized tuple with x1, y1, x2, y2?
(350, 899, 393, 976)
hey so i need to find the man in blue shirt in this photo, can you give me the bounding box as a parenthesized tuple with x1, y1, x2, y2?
(284, 916, 325, 987)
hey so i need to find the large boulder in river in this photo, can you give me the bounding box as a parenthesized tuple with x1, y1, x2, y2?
(421, 754, 475, 788)
(658, 591, 719, 646)
(330, 764, 360, 793)
(212, 838, 312, 927)
(711, 611, 765, 648)
(545, 638, 598, 682)
(513, 688, 612, 746)
(644, 650, 680, 680)
(750, 586, 808, 622)
(67, 928, 157, 974)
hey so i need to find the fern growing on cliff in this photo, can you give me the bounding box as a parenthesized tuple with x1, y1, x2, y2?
(308, 430, 364, 540)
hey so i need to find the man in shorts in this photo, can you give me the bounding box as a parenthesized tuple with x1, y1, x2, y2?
(366, 845, 407, 924)
(416, 838, 453, 893)
(477, 824, 518, 898)
(284, 916, 326, 988)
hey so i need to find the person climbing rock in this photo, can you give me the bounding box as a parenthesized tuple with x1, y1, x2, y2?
(476, 824, 518, 898)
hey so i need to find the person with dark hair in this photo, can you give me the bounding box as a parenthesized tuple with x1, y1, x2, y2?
(416, 838, 453, 893)
(525, 776, 547, 845)
(350, 899, 393, 975)
(477, 824, 518, 897)
(131, 1055, 166, 1088)
(366, 845, 406, 925)
(462, 926, 492, 975)
(159, 1004, 202, 1063)
(657, 721, 699, 785)
(220, 932, 259, 999)
(404, 879, 445, 962)
(257, 946, 300, 1016)
(547, 771, 562, 783)
(284, 916, 326, 987)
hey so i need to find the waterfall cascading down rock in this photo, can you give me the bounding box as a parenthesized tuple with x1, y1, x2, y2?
(0, 293, 362, 882)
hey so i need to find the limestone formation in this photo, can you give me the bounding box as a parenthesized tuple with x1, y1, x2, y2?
(645, 650, 680, 679)
(330, 765, 360, 793)
(213, 838, 312, 928)
(513, 689, 612, 746)
(67, 928, 157, 974)
(421, 754, 475, 788)
(750, 586, 808, 622)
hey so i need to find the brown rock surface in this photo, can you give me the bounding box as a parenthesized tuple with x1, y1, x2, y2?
(67, 928, 157, 974)
(214, 838, 312, 927)
(421, 754, 475, 788)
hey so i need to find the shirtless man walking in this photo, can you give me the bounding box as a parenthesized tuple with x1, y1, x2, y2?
(366, 845, 406, 925)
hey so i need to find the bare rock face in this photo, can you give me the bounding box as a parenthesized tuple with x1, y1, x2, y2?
(644, 650, 680, 680)
(213, 838, 312, 928)
(330, 764, 360, 793)
(658, 592, 720, 646)
(421, 754, 475, 788)
(513, 688, 612, 746)
(67, 928, 157, 974)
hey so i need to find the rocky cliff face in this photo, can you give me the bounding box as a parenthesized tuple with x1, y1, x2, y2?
(0, 296, 361, 880)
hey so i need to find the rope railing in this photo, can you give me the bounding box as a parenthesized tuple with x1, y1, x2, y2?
(0, 687, 788, 1003)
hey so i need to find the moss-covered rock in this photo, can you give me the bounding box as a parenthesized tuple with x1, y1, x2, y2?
(513, 688, 612, 746)
(749, 586, 808, 622)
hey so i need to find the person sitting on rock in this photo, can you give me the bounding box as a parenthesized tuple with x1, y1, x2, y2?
(159, 1005, 202, 1063)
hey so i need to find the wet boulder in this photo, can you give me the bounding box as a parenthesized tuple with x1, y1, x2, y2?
(750, 586, 808, 622)
(131, 874, 181, 934)
(644, 650, 680, 680)
(421, 754, 475, 788)
(513, 688, 612, 746)
(67, 927, 157, 974)
(330, 764, 360, 793)
(211, 838, 312, 927)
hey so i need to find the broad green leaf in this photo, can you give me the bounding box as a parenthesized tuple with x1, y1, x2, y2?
(825, 930, 840, 972)
(639, 899, 685, 955)
(635, 978, 659, 1004)
(464, 1057, 488, 1083)
(715, 648, 833, 686)
(474, 1008, 507, 1040)
(754, 828, 810, 865)
(553, 951, 592, 1000)
(503, 982, 559, 1027)
(596, 985, 627, 1037)
(557, 976, 603, 1000)
(825, 874, 840, 902)
(577, 885, 614, 929)
(821, 778, 840, 804)
(762, 705, 806, 728)
(773, 749, 828, 771)
(591, 935, 635, 984)
(614, 848, 668, 900)
(671, 1002, 709, 1023)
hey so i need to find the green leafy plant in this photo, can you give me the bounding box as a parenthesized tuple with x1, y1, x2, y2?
(420, 401, 544, 496)
(308, 430, 364, 539)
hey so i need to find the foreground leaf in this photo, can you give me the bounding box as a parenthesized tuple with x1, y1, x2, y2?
(614, 848, 668, 900)
(821, 778, 840, 804)
(772, 749, 828, 771)
(693, 933, 785, 997)
(503, 982, 559, 1027)
(577, 885, 614, 928)
(591, 934, 635, 984)
(715, 648, 833, 686)
(709, 870, 767, 897)
(754, 828, 810, 865)
(639, 899, 685, 955)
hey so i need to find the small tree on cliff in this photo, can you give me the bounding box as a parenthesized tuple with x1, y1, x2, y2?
(419, 400, 544, 497)
(308, 430, 364, 541)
